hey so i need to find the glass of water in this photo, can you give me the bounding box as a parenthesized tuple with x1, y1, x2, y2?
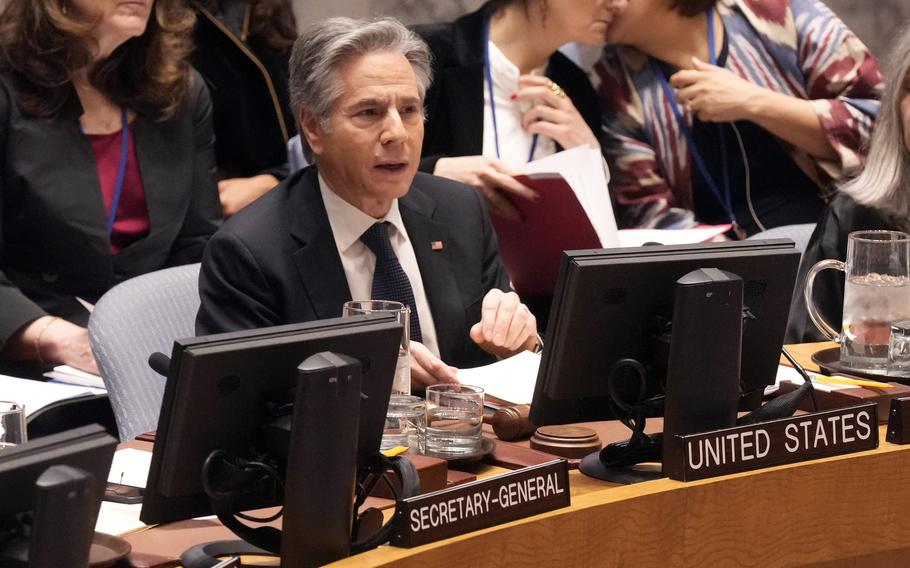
(382, 394, 427, 452)
(889, 320, 910, 377)
(0, 402, 26, 451)
(424, 384, 484, 458)
(805, 230, 910, 371)
(342, 300, 411, 395)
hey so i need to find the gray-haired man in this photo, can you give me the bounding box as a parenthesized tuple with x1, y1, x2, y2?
(196, 17, 539, 387)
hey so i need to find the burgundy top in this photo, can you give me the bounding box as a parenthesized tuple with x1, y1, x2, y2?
(87, 124, 150, 254)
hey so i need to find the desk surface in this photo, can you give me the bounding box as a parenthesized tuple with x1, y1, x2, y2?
(125, 342, 910, 567)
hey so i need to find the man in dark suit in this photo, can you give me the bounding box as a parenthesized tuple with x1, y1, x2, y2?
(196, 17, 539, 387)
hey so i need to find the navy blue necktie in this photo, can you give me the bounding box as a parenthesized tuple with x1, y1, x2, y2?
(360, 222, 423, 342)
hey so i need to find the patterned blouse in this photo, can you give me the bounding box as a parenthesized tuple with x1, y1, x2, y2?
(593, 0, 883, 228)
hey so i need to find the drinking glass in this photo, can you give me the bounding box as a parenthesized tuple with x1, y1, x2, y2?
(424, 384, 484, 457)
(805, 230, 910, 371)
(342, 300, 411, 395)
(0, 402, 26, 451)
(382, 394, 427, 452)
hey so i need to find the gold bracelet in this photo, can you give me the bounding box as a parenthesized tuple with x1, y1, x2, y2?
(34, 316, 60, 365)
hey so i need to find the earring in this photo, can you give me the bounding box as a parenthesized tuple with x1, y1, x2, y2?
(61, 2, 68, 15)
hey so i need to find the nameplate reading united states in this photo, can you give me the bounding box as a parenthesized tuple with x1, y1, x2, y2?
(391, 459, 570, 547)
(664, 403, 878, 481)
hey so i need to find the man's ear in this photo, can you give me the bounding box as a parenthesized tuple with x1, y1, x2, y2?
(299, 110, 323, 157)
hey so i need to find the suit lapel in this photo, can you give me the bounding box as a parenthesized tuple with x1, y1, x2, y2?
(399, 184, 465, 364)
(447, 6, 489, 156)
(288, 168, 352, 320)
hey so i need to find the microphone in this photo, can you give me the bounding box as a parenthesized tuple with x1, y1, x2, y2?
(148, 352, 171, 377)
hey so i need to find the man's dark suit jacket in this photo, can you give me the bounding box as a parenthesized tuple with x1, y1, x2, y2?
(196, 166, 512, 368)
(414, 2, 604, 173)
(0, 70, 222, 348)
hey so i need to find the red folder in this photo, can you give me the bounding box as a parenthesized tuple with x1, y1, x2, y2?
(490, 173, 601, 299)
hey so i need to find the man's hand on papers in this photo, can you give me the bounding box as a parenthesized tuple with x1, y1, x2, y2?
(433, 155, 538, 221)
(515, 75, 600, 151)
(411, 341, 459, 389)
(469, 289, 539, 359)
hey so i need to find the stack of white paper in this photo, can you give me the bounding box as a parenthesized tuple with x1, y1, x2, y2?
(0, 374, 104, 418)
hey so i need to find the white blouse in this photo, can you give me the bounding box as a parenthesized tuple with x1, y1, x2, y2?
(481, 41, 556, 167)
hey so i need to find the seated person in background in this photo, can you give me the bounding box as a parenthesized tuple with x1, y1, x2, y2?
(196, 17, 540, 388)
(414, 0, 626, 220)
(191, 0, 298, 217)
(594, 0, 883, 236)
(0, 0, 222, 375)
(787, 24, 910, 343)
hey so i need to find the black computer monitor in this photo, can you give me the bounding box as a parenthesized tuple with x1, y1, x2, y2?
(529, 239, 801, 426)
(140, 315, 402, 526)
(0, 424, 117, 567)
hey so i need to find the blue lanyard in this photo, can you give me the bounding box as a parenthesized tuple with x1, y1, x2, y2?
(649, 7, 737, 227)
(83, 107, 130, 235)
(484, 18, 539, 163)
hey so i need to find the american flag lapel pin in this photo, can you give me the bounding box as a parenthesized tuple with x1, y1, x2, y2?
(430, 240, 444, 251)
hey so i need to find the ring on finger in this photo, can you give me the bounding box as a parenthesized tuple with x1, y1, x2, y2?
(548, 80, 567, 99)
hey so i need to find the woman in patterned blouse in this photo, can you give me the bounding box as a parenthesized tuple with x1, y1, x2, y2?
(594, 0, 883, 236)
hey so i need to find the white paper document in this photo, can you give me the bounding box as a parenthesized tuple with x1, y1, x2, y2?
(766, 364, 859, 396)
(0, 374, 104, 418)
(617, 226, 731, 248)
(95, 501, 146, 536)
(43, 365, 106, 389)
(107, 448, 154, 489)
(456, 351, 542, 406)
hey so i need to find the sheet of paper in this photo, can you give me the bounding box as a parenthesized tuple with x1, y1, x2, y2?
(617, 225, 732, 248)
(456, 351, 541, 406)
(107, 448, 154, 489)
(95, 501, 146, 536)
(43, 365, 105, 389)
(0, 374, 103, 418)
(766, 364, 859, 396)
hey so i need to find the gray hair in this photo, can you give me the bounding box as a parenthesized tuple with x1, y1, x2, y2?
(289, 17, 433, 162)
(839, 23, 910, 229)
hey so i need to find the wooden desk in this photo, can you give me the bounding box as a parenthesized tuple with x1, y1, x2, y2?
(126, 343, 910, 566)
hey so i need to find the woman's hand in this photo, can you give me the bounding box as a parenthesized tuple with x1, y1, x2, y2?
(671, 57, 837, 159)
(5, 316, 99, 374)
(515, 75, 600, 150)
(433, 155, 538, 221)
(670, 57, 765, 123)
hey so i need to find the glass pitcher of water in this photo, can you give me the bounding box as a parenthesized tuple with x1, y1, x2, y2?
(804, 230, 910, 371)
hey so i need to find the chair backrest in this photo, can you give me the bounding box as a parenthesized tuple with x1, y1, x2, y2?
(88, 264, 200, 440)
(287, 134, 308, 174)
(746, 223, 817, 257)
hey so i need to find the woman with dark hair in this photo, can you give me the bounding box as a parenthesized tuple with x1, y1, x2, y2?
(415, 0, 626, 220)
(191, 0, 297, 216)
(595, 0, 883, 236)
(0, 0, 221, 374)
(787, 23, 910, 342)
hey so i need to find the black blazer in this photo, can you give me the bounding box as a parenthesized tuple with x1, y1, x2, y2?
(785, 192, 890, 343)
(196, 166, 511, 368)
(192, 4, 295, 180)
(0, 70, 222, 346)
(414, 2, 603, 173)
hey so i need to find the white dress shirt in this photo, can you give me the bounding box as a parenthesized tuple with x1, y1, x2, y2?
(482, 41, 556, 167)
(319, 175, 440, 358)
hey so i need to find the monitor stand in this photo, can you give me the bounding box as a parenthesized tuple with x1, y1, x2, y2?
(580, 268, 745, 485)
(0, 465, 99, 568)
